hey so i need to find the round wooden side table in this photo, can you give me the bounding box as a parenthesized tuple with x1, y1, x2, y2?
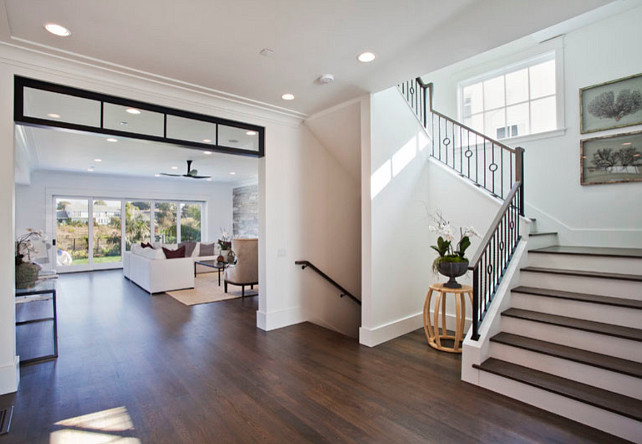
(423, 283, 473, 353)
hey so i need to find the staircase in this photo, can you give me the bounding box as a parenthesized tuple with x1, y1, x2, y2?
(475, 239, 642, 442)
(397, 78, 642, 442)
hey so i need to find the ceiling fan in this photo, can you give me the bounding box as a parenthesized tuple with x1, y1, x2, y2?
(160, 160, 211, 179)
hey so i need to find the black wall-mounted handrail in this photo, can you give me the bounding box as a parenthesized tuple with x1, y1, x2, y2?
(295, 261, 361, 306)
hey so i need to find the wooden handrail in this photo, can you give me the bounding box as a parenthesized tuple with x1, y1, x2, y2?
(295, 260, 361, 306)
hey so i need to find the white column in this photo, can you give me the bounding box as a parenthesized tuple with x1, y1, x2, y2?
(0, 65, 19, 393)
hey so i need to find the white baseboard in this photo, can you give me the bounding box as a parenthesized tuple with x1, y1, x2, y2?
(0, 356, 19, 395)
(359, 311, 468, 347)
(256, 306, 306, 331)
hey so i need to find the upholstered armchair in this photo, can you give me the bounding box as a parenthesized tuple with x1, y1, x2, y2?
(224, 238, 258, 297)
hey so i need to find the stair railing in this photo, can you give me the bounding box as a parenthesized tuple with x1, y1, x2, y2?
(398, 77, 525, 340)
(295, 260, 361, 305)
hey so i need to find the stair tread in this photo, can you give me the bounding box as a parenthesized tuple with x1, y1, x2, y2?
(474, 358, 642, 421)
(528, 231, 558, 237)
(491, 332, 642, 378)
(530, 245, 642, 258)
(512, 286, 642, 309)
(502, 308, 642, 342)
(521, 266, 642, 282)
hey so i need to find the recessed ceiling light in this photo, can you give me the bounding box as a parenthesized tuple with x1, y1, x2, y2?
(203, 139, 212, 143)
(47, 113, 61, 119)
(206, 178, 212, 182)
(44, 23, 71, 37)
(126, 108, 141, 115)
(357, 51, 376, 63)
(622, 142, 632, 146)
(94, 158, 102, 162)
(106, 138, 118, 143)
(229, 172, 236, 175)
(204, 151, 212, 155)
(120, 121, 128, 126)
(87, 167, 95, 172)
(281, 93, 295, 101)
(171, 166, 178, 170)
(154, 174, 161, 177)
(246, 131, 257, 136)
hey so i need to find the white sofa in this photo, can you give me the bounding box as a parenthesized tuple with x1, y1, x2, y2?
(123, 242, 219, 294)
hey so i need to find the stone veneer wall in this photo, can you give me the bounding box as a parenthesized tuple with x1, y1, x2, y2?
(233, 184, 258, 238)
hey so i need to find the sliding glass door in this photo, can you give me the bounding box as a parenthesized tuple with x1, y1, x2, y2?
(55, 198, 90, 271)
(55, 196, 204, 271)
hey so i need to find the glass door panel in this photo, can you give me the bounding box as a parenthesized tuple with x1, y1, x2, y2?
(125, 201, 152, 250)
(92, 200, 122, 265)
(55, 198, 89, 269)
(180, 203, 202, 241)
(154, 202, 177, 244)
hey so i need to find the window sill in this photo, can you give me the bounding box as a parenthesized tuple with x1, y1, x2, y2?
(501, 128, 566, 145)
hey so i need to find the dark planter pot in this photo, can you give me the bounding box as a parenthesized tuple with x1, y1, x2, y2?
(437, 261, 468, 289)
(16, 262, 41, 289)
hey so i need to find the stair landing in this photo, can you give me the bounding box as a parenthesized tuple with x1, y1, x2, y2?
(530, 246, 642, 258)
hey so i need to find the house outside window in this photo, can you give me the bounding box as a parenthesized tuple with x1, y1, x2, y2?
(459, 51, 561, 141)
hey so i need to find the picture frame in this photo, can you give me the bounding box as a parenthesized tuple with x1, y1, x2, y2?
(580, 73, 642, 134)
(580, 130, 642, 185)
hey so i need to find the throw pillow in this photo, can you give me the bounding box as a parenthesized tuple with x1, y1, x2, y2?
(162, 245, 186, 259)
(141, 242, 153, 249)
(199, 242, 215, 256)
(178, 241, 197, 257)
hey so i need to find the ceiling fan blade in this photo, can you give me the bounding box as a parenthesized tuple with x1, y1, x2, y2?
(159, 173, 181, 177)
(190, 175, 211, 179)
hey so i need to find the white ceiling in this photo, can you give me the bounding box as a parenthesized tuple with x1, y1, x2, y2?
(1, 0, 613, 116)
(15, 125, 258, 184)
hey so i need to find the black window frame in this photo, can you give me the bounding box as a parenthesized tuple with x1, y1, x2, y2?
(14, 76, 265, 158)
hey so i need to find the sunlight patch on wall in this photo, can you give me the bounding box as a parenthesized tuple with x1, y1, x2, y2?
(371, 159, 391, 199)
(392, 137, 417, 177)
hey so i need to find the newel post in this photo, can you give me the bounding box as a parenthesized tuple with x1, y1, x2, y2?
(515, 147, 525, 216)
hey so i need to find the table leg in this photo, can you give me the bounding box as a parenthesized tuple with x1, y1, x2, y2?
(441, 292, 447, 337)
(434, 291, 443, 349)
(423, 288, 435, 345)
(454, 292, 462, 351)
(218, 268, 222, 286)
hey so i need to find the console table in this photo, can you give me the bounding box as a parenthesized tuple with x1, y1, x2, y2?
(15, 280, 58, 365)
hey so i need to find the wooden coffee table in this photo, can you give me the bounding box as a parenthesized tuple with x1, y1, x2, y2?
(194, 260, 228, 286)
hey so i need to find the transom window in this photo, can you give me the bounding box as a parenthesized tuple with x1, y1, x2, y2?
(459, 52, 559, 140)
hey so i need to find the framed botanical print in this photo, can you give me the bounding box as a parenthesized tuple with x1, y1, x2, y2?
(580, 130, 642, 185)
(580, 73, 642, 134)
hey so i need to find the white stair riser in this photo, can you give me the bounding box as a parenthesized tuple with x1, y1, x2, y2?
(489, 342, 642, 399)
(477, 371, 642, 443)
(501, 317, 642, 362)
(520, 271, 642, 299)
(527, 234, 558, 250)
(528, 253, 642, 275)
(511, 293, 642, 329)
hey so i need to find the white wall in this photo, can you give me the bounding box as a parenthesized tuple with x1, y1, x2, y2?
(0, 43, 362, 393)
(15, 170, 233, 243)
(424, 5, 642, 247)
(360, 86, 504, 347)
(360, 88, 432, 346)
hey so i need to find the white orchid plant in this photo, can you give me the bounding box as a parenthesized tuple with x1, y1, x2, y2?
(429, 212, 479, 272)
(16, 228, 45, 265)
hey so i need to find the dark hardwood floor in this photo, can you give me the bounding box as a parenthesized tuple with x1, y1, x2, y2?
(0, 270, 627, 443)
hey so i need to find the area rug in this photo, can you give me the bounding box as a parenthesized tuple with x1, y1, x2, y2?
(166, 272, 258, 306)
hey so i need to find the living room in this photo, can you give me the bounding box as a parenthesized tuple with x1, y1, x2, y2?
(14, 87, 261, 303)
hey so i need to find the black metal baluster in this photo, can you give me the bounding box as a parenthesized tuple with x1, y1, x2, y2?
(472, 267, 479, 340)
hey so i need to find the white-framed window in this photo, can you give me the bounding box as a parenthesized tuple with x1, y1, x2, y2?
(458, 51, 562, 141)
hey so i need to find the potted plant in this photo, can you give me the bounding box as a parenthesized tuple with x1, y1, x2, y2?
(430, 213, 478, 288)
(218, 227, 233, 263)
(15, 229, 44, 289)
